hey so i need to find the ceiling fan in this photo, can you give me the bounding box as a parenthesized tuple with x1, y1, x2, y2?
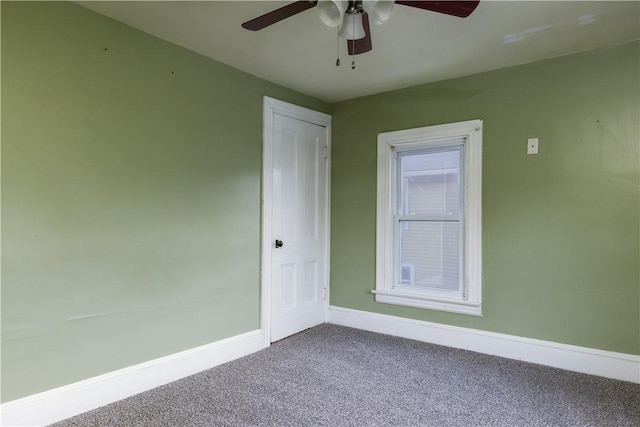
(241, 1, 480, 63)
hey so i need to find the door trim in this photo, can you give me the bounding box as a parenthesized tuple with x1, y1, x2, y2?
(261, 97, 332, 346)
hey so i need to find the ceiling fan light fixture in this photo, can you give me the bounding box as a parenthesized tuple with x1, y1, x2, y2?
(362, 0, 394, 25)
(339, 12, 366, 40)
(241, 0, 481, 62)
(317, 0, 347, 27)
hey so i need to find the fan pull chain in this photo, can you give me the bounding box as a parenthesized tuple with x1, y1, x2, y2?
(351, 40, 356, 69)
(336, 27, 340, 66)
(351, 14, 356, 70)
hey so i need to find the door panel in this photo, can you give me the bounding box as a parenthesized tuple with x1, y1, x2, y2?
(270, 114, 327, 342)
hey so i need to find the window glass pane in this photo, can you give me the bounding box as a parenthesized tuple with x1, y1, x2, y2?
(400, 263, 414, 285)
(399, 221, 461, 292)
(400, 150, 461, 216)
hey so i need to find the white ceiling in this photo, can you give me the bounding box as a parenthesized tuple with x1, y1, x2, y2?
(79, 1, 640, 103)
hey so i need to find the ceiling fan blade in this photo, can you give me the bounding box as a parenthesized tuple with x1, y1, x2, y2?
(241, 1, 317, 31)
(347, 13, 372, 55)
(395, 1, 480, 18)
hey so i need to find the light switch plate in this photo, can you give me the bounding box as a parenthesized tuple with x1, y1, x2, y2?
(527, 138, 539, 155)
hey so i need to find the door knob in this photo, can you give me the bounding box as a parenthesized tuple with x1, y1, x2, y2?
(275, 239, 284, 248)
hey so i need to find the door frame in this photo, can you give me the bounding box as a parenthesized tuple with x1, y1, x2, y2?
(261, 96, 332, 346)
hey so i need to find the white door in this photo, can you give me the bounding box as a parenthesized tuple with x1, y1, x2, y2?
(263, 98, 330, 343)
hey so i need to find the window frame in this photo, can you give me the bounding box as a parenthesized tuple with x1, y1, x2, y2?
(374, 119, 483, 316)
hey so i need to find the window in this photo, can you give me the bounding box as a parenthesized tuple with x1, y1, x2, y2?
(374, 120, 482, 316)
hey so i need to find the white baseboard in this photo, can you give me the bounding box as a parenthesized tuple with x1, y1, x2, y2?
(327, 306, 640, 383)
(4, 310, 637, 426)
(1, 329, 265, 427)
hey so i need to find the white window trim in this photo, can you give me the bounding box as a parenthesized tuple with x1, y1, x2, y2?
(374, 119, 483, 316)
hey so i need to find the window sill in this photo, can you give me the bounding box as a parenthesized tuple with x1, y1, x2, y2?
(372, 289, 482, 316)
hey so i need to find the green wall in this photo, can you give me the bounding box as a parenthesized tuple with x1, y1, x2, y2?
(1, 1, 329, 402)
(330, 42, 640, 355)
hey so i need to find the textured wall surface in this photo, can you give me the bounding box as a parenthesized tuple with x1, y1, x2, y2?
(330, 42, 639, 355)
(1, 1, 328, 402)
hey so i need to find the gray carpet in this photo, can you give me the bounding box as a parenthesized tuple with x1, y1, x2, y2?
(54, 324, 640, 426)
